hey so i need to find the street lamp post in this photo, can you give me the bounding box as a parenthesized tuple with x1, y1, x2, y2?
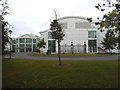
(9, 30, 12, 59)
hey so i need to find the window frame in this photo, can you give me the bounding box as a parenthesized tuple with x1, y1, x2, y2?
(88, 31, 97, 38)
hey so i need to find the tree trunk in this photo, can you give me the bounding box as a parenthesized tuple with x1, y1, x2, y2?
(109, 48, 111, 53)
(39, 48, 41, 54)
(58, 40, 61, 65)
(41, 47, 43, 54)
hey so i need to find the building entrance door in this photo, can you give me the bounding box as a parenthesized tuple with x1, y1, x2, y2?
(88, 40, 97, 53)
(48, 40, 56, 52)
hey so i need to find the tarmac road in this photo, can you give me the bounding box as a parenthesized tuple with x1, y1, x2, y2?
(3, 53, 119, 60)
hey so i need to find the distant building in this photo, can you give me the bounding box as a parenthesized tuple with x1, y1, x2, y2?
(40, 16, 119, 54)
(11, 34, 40, 52)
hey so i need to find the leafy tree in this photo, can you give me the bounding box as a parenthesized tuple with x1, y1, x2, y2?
(97, 9, 120, 49)
(2, 21, 9, 54)
(97, 10, 118, 31)
(0, 0, 10, 55)
(50, 10, 64, 65)
(101, 29, 117, 53)
(94, 0, 120, 50)
(37, 38, 46, 54)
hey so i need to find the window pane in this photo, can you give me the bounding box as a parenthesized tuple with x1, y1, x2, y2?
(26, 38, 32, 43)
(16, 44, 18, 52)
(19, 38, 25, 43)
(75, 22, 91, 29)
(19, 44, 25, 52)
(26, 44, 31, 48)
(12, 45, 15, 52)
(33, 39, 36, 43)
(20, 44, 25, 47)
(26, 44, 32, 52)
(12, 40, 16, 44)
(88, 40, 97, 52)
(16, 39, 18, 43)
(88, 31, 96, 38)
(33, 44, 37, 51)
(48, 32, 52, 39)
(48, 40, 56, 52)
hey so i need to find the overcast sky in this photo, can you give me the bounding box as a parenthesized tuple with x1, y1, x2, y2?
(5, 0, 116, 37)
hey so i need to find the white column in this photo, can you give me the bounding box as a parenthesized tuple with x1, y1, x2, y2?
(32, 39, 33, 52)
(96, 40, 98, 53)
(15, 39, 17, 52)
(18, 38, 20, 52)
(25, 38, 26, 52)
(86, 40, 89, 53)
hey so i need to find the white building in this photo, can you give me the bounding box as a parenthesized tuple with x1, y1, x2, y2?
(40, 16, 119, 54)
(12, 34, 40, 52)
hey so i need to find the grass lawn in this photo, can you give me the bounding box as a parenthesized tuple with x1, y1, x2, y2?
(3, 58, 118, 88)
(29, 53, 116, 57)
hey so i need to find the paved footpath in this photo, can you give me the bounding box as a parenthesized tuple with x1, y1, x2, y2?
(3, 53, 120, 60)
